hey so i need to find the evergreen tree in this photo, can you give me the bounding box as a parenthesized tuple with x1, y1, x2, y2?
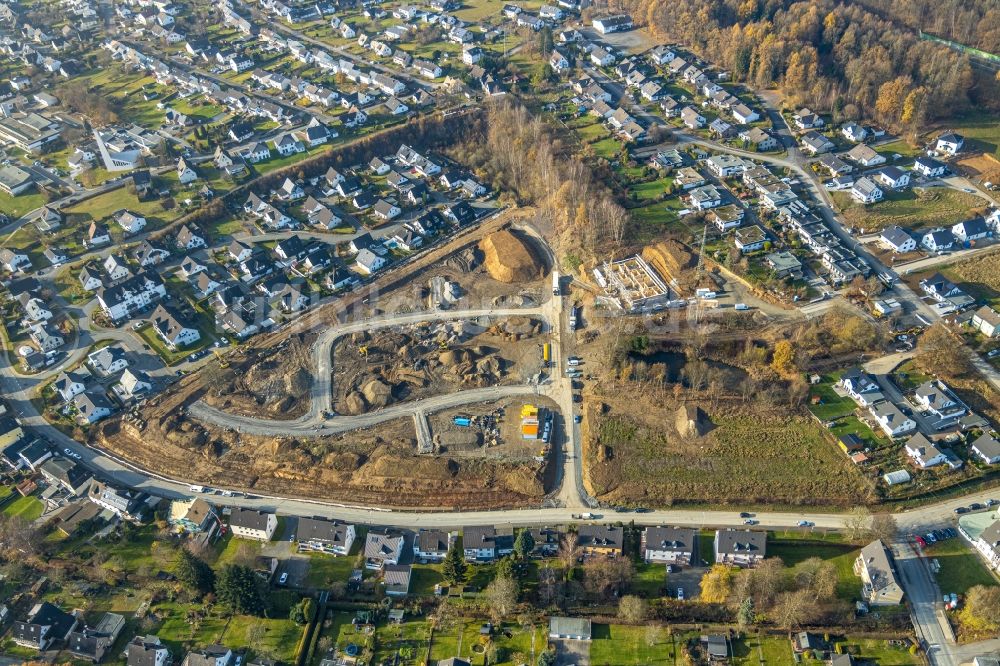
(175, 549, 215, 594)
(442, 540, 467, 585)
(216, 564, 266, 616)
(513, 530, 535, 560)
(737, 597, 755, 629)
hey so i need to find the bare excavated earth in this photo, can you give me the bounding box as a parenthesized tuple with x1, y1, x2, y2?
(96, 381, 549, 509)
(333, 317, 546, 415)
(201, 332, 316, 421)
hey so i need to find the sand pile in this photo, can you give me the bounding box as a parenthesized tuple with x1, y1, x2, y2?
(479, 230, 544, 283)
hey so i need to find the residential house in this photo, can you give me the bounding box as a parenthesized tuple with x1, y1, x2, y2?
(413, 529, 451, 561)
(714, 529, 766, 567)
(364, 530, 405, 569)
(73, 391, 114, 424)
(876, 166, 909, 190)
(913, 156, 947, 178)
(841, 122, 868, 142)
(850, 177, 883, 204)
(183, 645, 232, 666)
(972, 305, 1000, 338)
(68, 612, 125, 663)
(880, 226, 916, 253)
(114, 209, 147, 234)
(229, 508, 277, 541)
(642, 526, 696, 565)
(793, 108, 823, 129)
(953, 217, 990, 243)
(734, 225, 767, 252)
(548, 617, 591, 640)
(176, 225, 206, 249)
(871, 402, 916, 438)
(854, 540, 904, 605)
(87, 345, 128, 376)
(169, 497, 217, 534)
(921, 228, 955, 253)
(39, 458, 92, 496)
(86, 222, 111, 247)
(126, 636, 170, 666)
(799, 130, 834, 155)
(53, 370, 88, 402)
(680, 106, 705, 129)
(150, 304, 200, 349)
(463, 526, 514, 561)
(577, 525, 623, 557)
(904, 433, 948, 469)
(134, 240, 170, 267)
(971, 434, 1000, 465)
(935, 132, 964, 155)
(12, 602, 78, 650)
(382, 564, 411, 596)
(297, 517, 355, 555)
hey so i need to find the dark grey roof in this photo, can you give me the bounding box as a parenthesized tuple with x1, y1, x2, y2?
(715, 529, 766, 556)
(228, 508, 273, 532)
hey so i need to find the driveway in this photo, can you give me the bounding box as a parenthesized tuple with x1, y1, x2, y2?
(552, 638, 590, 666)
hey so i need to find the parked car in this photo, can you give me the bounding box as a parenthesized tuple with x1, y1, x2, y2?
(278, 572, 288, 585)
(677, 588, 684, 600)
(797, 520, 813, 527)
(954, 506, 969, 515)
(915, 535, 927, 548)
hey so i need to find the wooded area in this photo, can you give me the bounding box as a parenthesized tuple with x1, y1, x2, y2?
(598, 0, 990, 133)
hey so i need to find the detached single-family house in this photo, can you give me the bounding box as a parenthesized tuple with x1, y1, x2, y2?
(150, 304, 201, 349)
(921, 229, 955, 253)
(297, 517, 355, 555)
(850, 177, 883, 204)
(880, 226, 916, 253)
(364, 530, 405, 569)
(229, 508, 277, 541)
(972, 305, 1000, 338)
(935, 132, 964, 155)
(871, 402, 916, 437)
(463, 526, 514, 561)
(854, 540, 904, 605)
(953, 217, 990, 243)
(904, 433, 948, 468)
(913, 156, 947, 178)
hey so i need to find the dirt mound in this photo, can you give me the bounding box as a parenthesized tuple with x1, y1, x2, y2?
(643, 240, 704, 296)
(479, 230, 544, 283)
(439, 349, 472, 366)
(361, 379, 393, 408)
(343, 391, 367, 415)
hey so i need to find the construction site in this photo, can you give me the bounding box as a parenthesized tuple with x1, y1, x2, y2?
(331, 316, 547, 415)
(427, 397, 559, 459)
(592, 240, 719, 312)
(200, 332, 317, 420)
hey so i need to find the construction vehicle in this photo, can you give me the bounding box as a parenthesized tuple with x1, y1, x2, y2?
(358, 345, 369, 359)
(552, 270, 560, 295)
(542, 343, 551, 365)
(212, 348, 229, 368)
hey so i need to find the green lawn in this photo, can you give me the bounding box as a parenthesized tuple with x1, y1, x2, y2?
(590, 624, 675, 665)
(303, 551, 360, 588)
(592, 137, 624, 160)
(832, 187, 984, 233)
(628, 178, 672, 201)
(3, 494, 43, 520)
(767, 539, 861, 601)
(923, 537, 998, 595)
(630, 562, 668, 597)
(731, 633, 797, 665)
(0, 189, 47, 218)
(946, 111, 1000, 159)
(877, 140, 922, 159)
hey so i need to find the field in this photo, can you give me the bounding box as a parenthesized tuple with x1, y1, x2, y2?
(832, 187, 985, 232)
(584, 388, 876, 508)
(766, 538, 861, 600)
(940, 249, 1000, 307)
(923, 537, 998, 595)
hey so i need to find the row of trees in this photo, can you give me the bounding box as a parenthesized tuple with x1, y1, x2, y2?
(597, 0, 980, 133)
